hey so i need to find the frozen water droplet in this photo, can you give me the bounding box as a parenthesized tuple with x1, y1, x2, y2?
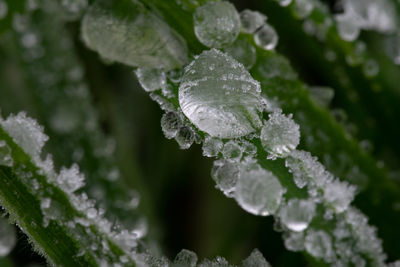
(324, 179, 355, 213)
(0, 112, 49, 162)
(335, 14, 360, 42)
(256, 53, 297, 80)
(362, 59, 379, 77)
(135, 68, 166, 92)
(57, 164, 85, 193)
(275, 0, 293, 7)
(161, 112, 182, 139)
(174, 249, 198, 267)
(0, 141, 13, 167)
(0, 218, 16, 256)
(202, 136, 223, 157)
(283, 231, 305, 251)
(309, 86, 334, 107)
(193, 2, 240, 48)
(175, 126, 194, 149)
(223, 39, 256, 70)
(235, 162, 285, 216)
(211, 159, 240, 197)
(305, 230, 334, 261)
(260, 112, 300, 159)
(242, 249, 270, 267)
(82, 0, 188, 70)
(279, 199, 316, 232)
(179, 49, 262, 138)
(254, 24, 278, 51)
(199, 256, 230, 267)
(239, 9, 267, 34)
(0, 0, 7, 20)
(222, 140, 243, 161)
(292, 0, 314, 19)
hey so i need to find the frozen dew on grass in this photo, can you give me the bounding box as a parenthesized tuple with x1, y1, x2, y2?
(323, 179, 356, 213)
(202, 136, 223, 157)
(275, 0, 293, 7)
(161, 112, 183, 139)
(211, 159, 240, 198)
(305, 230, 334, 262)
(135, 68, 166, 92)
(254, 24, 278, 51)
(0, 218, 16, 256)
(223, 38, 256, 70)
(279, 199, 316, 232)
(193, 1, 240, 48)
(0, 140, 13, 167)
(242, 249, 270, 267)
(173, 249, 198, 267)
(239, 9, 267, 34)
(362, 59, 379, 78)
(57, 163, 85, 193)
(292, 0, 314, 19)
(335, 13, 360, 42)
(221, 140, 243, 161)
(234, 162, 285, 216)
(82, 0, 188, 70)
(175, 126, 195, 149)
(260, 112, 300, 159)
(179, 49, 262, 138)
(309, 86, 334, 107)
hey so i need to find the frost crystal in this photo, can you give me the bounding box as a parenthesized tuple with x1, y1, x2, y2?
(202, 136, 223, 157)
(223, 39, 256, 70)
(0, 112, 49, 162)
(323, 179, 355, 213)
(0, 140, 13, 167)
(175, 126, 194, 149)
(161, 112, 182, 139)
(173, 249, 198, 267)
(193, 2, 240, 48)
(260, 112, 300, 159)
(211, 160, 240, 197)
(305, 230, 334, 262)
(57, 164, 85, 193)
(279, 199, 315, 232)
(242, 249, 270, 267)
(0, 218, 16, 256)
(256, 53, 297, 80)
(335, 14, 360, 42)
(275, 0, 292, 7)
(239, 9, 267, 34)
(179, 49, 262, 138)
(283, 231, 305, 252)
(222, 140, 243, 161)
(235, 162, 285, 216)
(254, 24, 278, 51)
(135, 68, 166, 92)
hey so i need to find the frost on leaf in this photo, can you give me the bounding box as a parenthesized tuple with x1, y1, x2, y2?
(179, 49, 262, 138)
(135, 68, 166, 92)
(193, 1, 240, 48)
(82, 0, 188, 70)
(234, 162, 285, 216)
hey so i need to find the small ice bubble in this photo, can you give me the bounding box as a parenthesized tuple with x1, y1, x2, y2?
(0, 140, 13, 167)
(193, 2, 240, 48)
(174, 249, 198, 267)
(279, 199, 316, 232)
(260, 112, 300, 159)
(254, 24, 278, 51)
(235, 162, 285, 216)
(242, 249, 270, 267)
(0, 218, 16, 256)
(135, 68, 166, 92)
(239, 9, 267, 34)
(161, 112, 182, 139)
(211, 159, 240, 197)
(323, 179, 356, 213)
(202, 136, 223, 157)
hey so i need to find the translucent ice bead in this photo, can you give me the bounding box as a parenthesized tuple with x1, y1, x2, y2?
(279, 199, 316, 232)
(260, 112, 300, 159)
(305, 230, 334, 262)
(239, 9, 267, 34)
(179, 49, 262, 138)
(135, 68, 166, 92)
(309, 86, 334, 107)
(242, 249, 270, 267)
(254, 24, 278, 51)
(211, 160, 240, 198)
(221, 140, 243, 161)
(0, 218, 16, 256)
(174, 249, 198, 267)
(234, 162, 285, 216)
(175, 126, 194, 149)
(193, 1, 240, 48)
(202, 136, 223, 157)
(223, 38, 256, 70)
(292, 0, 314, 19)
(335, 13, 360, 42)
(161, 112, 182, 139)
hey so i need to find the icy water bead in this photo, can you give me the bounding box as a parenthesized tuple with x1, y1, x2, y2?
(174, 249, 198, 267)
(254, 24, 278, 51)
(235, 163, 285, 216)
(335, 14, 360, 42)
(223, 38, 256, 70)
(240, 9, 267, 34)
(260, 112, 300, 159)
(202, 136, 223, 157)
(82, 0, 188, 70)
(242, 249, 270, 267)
(279, 199, 316, 232)
(305, 230, 334, 261)
(161, 112, 182, 139)
(135, 68, 166, 92)
(179, 49, 262, 138)
(0, 218, 16, 256)
(193, 1, 240, 48)
(0, 140, 13, 167)
(211, 160, 240, 197)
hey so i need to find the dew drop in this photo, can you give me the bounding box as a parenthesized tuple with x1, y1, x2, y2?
(222, 140, 243, 161)
(309, 86, 334, 107)
(254, 24, 278, 51)
(161, 112, 182, 139)
(292, 0, 314, 19)
(174, 249, 198, 267)
(135, 68, 166, 92)
(175, 126, 194, 149)
(0, 0, 7, 20)
(279, 199, 316, 232)
(211, 159, 240, 198)
(335, 14, 360, 42)
(239, 9, 267, 34)
(223, 39, 256, 70)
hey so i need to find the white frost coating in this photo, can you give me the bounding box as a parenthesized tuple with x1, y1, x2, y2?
(292, 0, 314, 19)
(57, 164, 85, 193)
(193, 1, 240, 48)
(260, 112, 300, 159)
(222, 140, 243, 161)
(335, 13, 360, 42)
(0, 112, 49, 163)
(179, 49, 262, 138)
(0, 218, 16, 256)
(242, 249, 270, 267)
(211, 159, 240, 198)
(239, 9, 267, 34)
(202, 136, 223, 157)
(324, 179, 356, 213)
(235, 162, 285, 216)
(254, 24, 278, 51)
(135, 68, 166, 92)
(174, 249, 198, 267)
(161, 112, 182, 139)
(305, 230, 334, 262)
(223, 39, 256, 70)
(279, 199, 315, 232)
(0, 140, 13, 167)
